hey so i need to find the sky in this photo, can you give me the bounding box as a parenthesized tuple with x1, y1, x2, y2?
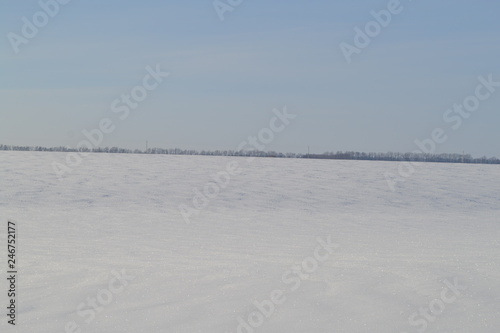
(1, 0, 499, 157)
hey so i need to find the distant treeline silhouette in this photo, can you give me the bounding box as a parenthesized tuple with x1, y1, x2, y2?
(1, 144, 499, 165)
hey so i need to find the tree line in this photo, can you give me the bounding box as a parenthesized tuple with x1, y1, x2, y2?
(0, 144, 499, 165)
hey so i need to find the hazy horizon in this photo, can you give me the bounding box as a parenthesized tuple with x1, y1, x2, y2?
(1, 142, 500, 160)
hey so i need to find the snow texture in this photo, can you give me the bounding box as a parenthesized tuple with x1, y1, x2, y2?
(1, 151, 499, 332)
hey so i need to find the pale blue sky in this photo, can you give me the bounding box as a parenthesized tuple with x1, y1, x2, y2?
(1, 0, 499, 156)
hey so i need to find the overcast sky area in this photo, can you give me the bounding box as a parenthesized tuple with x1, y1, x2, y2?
(1, 0, 499, 156)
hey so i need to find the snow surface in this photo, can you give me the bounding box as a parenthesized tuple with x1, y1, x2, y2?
(1, 151, 499, 332)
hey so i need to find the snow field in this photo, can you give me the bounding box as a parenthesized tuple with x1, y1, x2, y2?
(0, 151, 499, 332)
